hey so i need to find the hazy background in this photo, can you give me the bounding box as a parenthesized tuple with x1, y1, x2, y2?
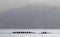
(0, 0, 60, 29)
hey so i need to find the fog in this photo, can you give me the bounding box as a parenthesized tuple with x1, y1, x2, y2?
(0, 0, 60, 29)
(0, 4, 60, 29)
(0, 0, 60, 12)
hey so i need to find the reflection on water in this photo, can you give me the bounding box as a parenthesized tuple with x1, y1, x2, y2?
(0, 29, 60, 37)
(0, 34, 60, 37)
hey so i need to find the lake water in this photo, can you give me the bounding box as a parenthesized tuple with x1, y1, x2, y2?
(0, 29, 60, 37)
(0, 34, 60, 37)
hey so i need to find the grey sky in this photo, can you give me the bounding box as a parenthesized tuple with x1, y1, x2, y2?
(0, 0, 60, 29)
(0, 0, 60, 12)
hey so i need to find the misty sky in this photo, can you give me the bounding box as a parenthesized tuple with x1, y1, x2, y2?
(0, 0, 60, 29)
(0, 0, 60, 12)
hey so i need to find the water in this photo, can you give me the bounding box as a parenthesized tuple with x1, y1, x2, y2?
(0, 29, 60, 37)
(0, 34, 60, 37)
